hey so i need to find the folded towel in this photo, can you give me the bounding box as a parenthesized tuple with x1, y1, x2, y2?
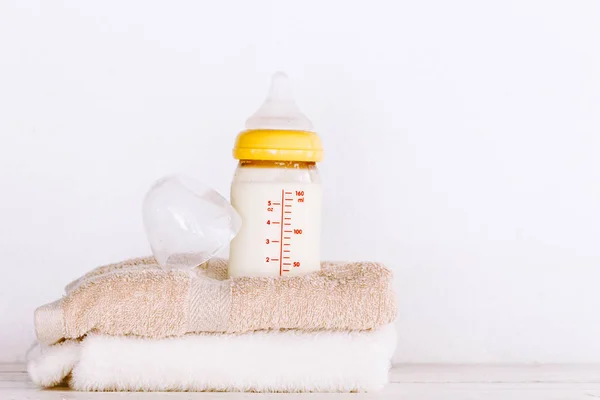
(35, 257, 396, 345)
(28, 325, 396, 392)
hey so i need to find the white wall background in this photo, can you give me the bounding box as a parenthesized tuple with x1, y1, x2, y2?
(1, 0, 599, 364)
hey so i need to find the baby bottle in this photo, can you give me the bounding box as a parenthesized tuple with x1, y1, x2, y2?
(228, 72, 324, 277)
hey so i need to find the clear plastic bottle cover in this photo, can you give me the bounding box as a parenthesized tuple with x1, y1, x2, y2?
(143, 175, 242, 269)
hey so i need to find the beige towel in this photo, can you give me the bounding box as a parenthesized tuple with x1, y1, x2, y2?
(35, 257, 396, 345)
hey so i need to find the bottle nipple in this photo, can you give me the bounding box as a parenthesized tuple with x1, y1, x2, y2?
(245, 72, 314, 132)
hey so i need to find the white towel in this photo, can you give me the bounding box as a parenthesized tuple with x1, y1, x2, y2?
(28, 325, 396, 392)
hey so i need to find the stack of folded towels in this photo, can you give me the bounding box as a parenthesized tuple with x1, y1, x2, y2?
(28, 257, 397, 392)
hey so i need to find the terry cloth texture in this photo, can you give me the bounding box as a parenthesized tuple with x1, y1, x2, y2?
(28, 325, 396, 392)
(35, 257, 397, 345)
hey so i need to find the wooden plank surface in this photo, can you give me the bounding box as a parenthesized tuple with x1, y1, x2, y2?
(3, 364, 600, 399)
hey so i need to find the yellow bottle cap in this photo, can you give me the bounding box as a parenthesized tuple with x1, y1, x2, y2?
(233, 72, 323, 162)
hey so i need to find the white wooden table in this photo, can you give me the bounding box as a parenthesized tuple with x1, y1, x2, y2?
(2, 364, 600, 399)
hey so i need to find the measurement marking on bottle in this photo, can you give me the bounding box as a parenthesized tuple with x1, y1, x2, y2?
(279, 190, 284, 275)
(269, 189, 306, 276)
